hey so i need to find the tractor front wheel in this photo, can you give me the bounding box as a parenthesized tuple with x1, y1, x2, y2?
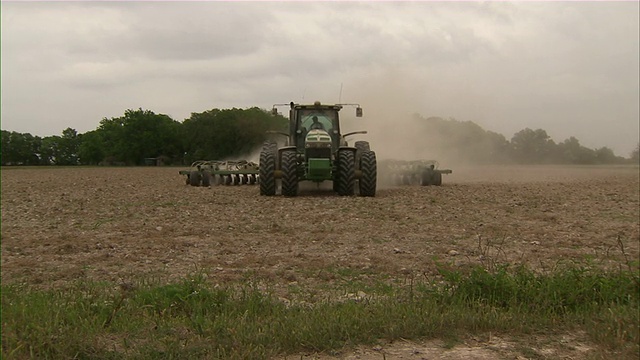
(336, 150, 355, 196)
(281, 150, 299, 197)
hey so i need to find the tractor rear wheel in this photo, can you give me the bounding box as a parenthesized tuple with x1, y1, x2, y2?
(336, 150, 355, 196)
(281, 150, 299, 197)
(259, 149, 276, 196)
(263, 140, 277, 152)
(359, 150, 377, 197)
(354, 141, 370, 165)
(189, 171, 201, 186)
(355, 141, 370, 152)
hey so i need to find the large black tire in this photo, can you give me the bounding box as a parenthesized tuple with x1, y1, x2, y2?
(189, 171, 201, 186)
(354, 141, 370, 152)
(263, 141, 278, 158)
(336, 150, 355, 196)
(281, 150, 299, 197)
(264, 140, 277, 150)
(259, 149, 276, 196)
(420, 170, 433, 186)
(201, 172, 211, 187)
(354, 141, 370, 165)
(359, 150, 377, 197)
(402, 174, 411, 185)
(433, 171, 443, 186)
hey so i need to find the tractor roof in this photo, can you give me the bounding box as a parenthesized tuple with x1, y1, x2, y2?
(292, 101, 343, 111)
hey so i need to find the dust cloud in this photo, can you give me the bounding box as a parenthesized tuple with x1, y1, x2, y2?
(339, 68, 466, 168)
(243, 69, 491, 189)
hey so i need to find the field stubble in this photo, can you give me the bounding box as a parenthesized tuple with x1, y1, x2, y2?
(1, 164, 639, 359)
(2, 165, 638, 291)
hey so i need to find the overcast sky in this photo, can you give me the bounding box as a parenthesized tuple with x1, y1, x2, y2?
(1, 1, 638, 156)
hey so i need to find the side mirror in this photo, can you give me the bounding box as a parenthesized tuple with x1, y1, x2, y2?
(271, 108, 278, 116)
(356, 107, 363, 117)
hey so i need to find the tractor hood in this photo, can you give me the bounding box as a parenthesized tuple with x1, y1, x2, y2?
(305, 129, 332, 148)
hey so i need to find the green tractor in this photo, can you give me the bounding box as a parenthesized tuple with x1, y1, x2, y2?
(260, 101, 377, 197)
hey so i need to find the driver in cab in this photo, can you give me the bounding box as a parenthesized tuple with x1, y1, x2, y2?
(309, 116, 325, 130)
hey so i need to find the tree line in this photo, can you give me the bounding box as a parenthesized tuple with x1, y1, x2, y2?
(1, 107, 288, 166)
(413, 115, 639, 165)
(1, 107, 638, 166)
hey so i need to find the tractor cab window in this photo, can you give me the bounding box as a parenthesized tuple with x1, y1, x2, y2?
(300, 114, 333, 133)
(295, 109, 339, 149)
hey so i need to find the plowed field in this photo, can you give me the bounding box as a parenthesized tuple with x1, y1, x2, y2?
(2, 165, 638, 359)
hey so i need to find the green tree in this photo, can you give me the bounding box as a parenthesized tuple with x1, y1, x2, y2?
(35, 129, 81, 165)
(413, 116, 512, 164)
(1, 130, 10, 165)
(483, 130, 512, 163)
(556, 137, 596, 164)
(594, 147, 618, 164)
(181, 107, 286, 163)
(98, 109, 183, 165)
(77, 130, 105, 165)
(40, 136, 63, 165)
(57, 128, 80, 165)
(510, 128, 556, 163)
(1, 131, 41, 165)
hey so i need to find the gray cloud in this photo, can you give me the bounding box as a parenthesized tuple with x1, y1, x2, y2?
(1, 1, 638, 156)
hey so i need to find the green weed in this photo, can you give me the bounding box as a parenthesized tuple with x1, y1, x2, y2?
(2, 264, 638, 359)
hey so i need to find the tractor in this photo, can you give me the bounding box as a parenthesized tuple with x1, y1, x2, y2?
(259, 101, 376, 197)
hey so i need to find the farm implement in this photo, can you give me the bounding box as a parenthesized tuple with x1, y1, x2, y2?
(180, 160, 259, 187)
(380, 159, 452, 186)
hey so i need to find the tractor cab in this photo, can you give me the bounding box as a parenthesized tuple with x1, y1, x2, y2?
(291, 102, 341, 153)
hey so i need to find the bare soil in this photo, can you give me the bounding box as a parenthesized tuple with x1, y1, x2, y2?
(2, 164, 639, 359)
